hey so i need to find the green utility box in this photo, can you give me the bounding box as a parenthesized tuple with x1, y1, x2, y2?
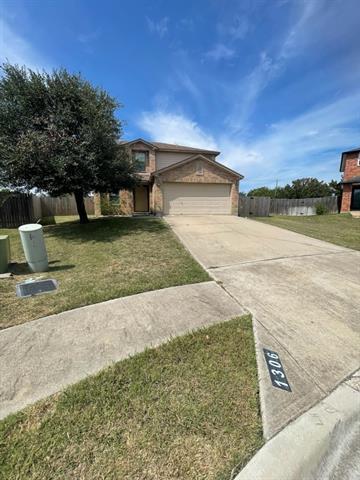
(0, 235, 10, 273)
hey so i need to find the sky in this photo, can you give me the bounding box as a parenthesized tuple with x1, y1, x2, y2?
(0, 0, 359, 191)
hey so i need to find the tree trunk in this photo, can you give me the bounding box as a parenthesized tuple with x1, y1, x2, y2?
(74, 190, 89, 224)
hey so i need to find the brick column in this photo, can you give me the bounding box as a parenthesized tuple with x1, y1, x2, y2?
(149, 150, 156, 172)
(230, 181, 239, 215)
(340, 184, 352, 212)
(119, 189, 134, 215)
(152, 180, 163, 215)
(94, 192, 101, 216)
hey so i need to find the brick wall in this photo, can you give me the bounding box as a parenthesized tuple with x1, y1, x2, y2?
(341, 184, 352, 212)
(128, 141, 156, 173)
(340, 152, 360, 212)
(343, 152, 360, 180)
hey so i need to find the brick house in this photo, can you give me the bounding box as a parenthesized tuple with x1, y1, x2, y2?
(95, 139, 243, 216)
(340, 148, 360, 213)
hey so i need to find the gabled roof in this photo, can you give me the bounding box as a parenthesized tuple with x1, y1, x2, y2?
(152, 153, 244, 179)
(151, 141, 220, 156)
(119, 138, 220, 156)
(119, 138, 157, 150)
(340, 147, 360, 172)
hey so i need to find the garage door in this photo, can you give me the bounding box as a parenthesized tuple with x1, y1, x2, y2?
(163, 183, 231, 215)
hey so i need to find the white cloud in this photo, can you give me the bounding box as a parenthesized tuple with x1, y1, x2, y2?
(217, 16, 250, 40)
(77, 29, 100, 44)
(138, 110, 218, 150)
(0, 18, 49, 71)
(205, 43, 235, 61)
(225, 0, 326, 132)
(146, 16, 169, 38)
(138, 91, 360, 190)
(221, 91, 360, 189)
(226, 51, 277, 132)
(175, 71, 201, 100)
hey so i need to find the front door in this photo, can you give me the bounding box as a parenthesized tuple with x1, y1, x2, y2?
(351, 186, 360, 210)
(134, 185, 149, 212)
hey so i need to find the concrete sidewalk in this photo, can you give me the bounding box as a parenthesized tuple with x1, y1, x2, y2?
(0, 281, 245, 420)
(167, 215, 360, 439)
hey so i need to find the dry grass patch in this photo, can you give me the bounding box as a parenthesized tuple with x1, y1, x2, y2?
(0, 316, 262, 480)
(0, 216, 209, 329)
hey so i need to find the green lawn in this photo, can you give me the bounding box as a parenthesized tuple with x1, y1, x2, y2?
(0, 315, 262, 480)
(0, 216, 209, 329)
(255, 214, 360, 250)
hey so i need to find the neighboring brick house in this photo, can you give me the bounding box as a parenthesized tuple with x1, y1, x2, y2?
(95, 139, 243, 216)
(340, 148, 360, 213)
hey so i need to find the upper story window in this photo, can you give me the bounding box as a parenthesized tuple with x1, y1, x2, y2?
(357, 153, 360, 167)
(133, 151, 148, 172)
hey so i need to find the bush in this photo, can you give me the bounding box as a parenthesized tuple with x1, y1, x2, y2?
(315, 203, 328, 215)
(100, 194, 122, 216)
(40, 216, 56, 225)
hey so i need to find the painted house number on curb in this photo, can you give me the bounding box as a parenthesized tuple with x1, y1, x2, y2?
(263, 349, 292, 392)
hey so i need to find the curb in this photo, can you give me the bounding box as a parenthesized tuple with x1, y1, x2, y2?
(235, 371, 360, 480)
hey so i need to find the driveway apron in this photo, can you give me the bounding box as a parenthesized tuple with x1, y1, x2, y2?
(166, 215, 360, 438)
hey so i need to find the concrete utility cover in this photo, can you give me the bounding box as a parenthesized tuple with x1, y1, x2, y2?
(167, 215, 360, 438)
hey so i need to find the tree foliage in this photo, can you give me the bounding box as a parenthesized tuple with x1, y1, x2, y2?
(0, 63, 137, 222)
(247, 186, 276, 198)
(248, 178, 340, 199)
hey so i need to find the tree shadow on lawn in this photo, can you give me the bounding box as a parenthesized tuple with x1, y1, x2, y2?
(44, 216, 168, 243)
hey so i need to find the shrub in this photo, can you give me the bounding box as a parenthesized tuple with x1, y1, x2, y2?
(315, 203, 328, 215)
(40, 216, 56, 225)
(100, 194, 122, 216)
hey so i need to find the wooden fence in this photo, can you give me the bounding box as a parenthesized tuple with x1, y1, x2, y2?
(0, 194, 94, 227)
(238, 196, 271, 217)
(0, 194, 35, 228)
(39, 195, 94, 217)
(238, 196, 339, 217)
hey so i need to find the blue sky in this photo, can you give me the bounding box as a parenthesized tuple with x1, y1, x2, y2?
(1, 0, 359, 191)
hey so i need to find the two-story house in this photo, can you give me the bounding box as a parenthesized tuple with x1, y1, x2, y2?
(340, 148, 360, 213)
(95, 139, 243, 216)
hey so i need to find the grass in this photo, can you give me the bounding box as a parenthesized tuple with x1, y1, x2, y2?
(0, 216, 209, 329)
(255, 213, 360, 250)
(0, 315, 262, 480)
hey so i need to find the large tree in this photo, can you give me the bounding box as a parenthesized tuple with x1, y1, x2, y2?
(280, 178, 332, 199)
(0, 63, 137, 223)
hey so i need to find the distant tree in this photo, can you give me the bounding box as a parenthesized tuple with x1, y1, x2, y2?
(328, 179, 342, 196)
(279, 178, 332, 199)
(247, 187, 276, 197)
(0, 63, 137, 223)
(246, 178, 339, 199)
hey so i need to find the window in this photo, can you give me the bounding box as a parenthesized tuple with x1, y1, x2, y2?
(196, 160, 203, 175)
(109, 192, 120, 205)
(357, 153, 360, 167)
(133, 151, 148, 172)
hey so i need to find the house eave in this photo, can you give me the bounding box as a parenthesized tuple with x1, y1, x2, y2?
(152, 153, 244, 179)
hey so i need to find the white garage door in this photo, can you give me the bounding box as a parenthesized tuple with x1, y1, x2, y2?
(163, 183, 231, 215)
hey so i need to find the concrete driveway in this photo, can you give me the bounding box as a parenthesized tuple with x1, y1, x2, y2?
(167, 215, 360, 438)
